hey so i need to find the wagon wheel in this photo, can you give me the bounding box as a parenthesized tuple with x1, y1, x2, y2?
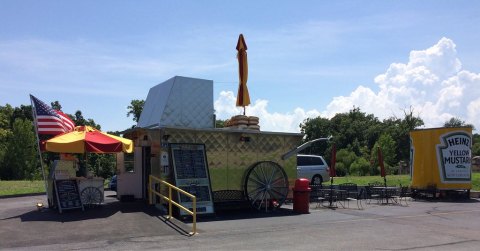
(244, 161, 289, 212)
(81, 187, 102, 208)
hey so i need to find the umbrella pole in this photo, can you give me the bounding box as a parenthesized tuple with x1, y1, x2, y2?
(85, 152, 88, 177)
(83, 141, 89, 177)
(243, 106, 246, 116)
(329, 177, 334, 207)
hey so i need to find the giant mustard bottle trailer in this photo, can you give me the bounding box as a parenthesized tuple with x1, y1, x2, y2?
(410, 127, 472, 191)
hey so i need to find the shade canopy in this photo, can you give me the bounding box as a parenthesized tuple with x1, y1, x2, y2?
(236, 34, 251, 112)
(45, 126, 133, 153)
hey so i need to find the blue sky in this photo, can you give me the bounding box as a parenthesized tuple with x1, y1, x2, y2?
(1, 1, 479, 132)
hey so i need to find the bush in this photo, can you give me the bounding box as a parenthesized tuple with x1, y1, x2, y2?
(350, 157, 370, 176)
(334, 162, 347, 177)
(336, 149, 357, 174)
(386, 163, 398, 175)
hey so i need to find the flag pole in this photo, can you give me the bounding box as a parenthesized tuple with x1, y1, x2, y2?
(30, 95, 50, 205)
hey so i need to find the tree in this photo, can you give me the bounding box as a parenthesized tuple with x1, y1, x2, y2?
(336, 148, 357, 175)
(0, 100, 114, 180)
(72, 110, 100, 129)
(0, 104, 14, 178)
(375, 134, 396, 165)
(127, 99, 145, 123)
(329, 107, 382, 156)
(472, 143, 480, 157)
(299, 106, 426, 176)
(444, 117, 474, 129)
(73, 111, 86, 126)
(12, 105, 33, 123)
(215, 119, 226, 128)
(50, 101, 62, 110)
(383, 107, 424, 164)
(86, 153, 116, 179)
(300, 117, 332, 155)
(1, 119, 38, 180)
(350, 157, 370, 176)
(472, 134, 480, 156)
(334, 162, 347, 177)
(372, 133, 397, 175)
(401, 107, 424, 130)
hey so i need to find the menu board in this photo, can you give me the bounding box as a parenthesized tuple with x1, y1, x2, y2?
(178, 185, 211, 202)
(54, 179, 84, 213)
(172, 148, 208, 179)
(170, 143, 214, 216)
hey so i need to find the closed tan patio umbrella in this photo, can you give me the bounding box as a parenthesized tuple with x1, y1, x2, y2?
(236, 34, 250, 115)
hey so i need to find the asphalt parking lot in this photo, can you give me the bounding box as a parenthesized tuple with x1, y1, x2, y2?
(2, 192, 480, 250)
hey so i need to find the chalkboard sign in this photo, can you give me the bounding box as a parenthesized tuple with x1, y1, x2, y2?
(178, 185, 212, 202)
(54, 179, 84, 213)
(170, 143, 214, 216)
(172, 148, 208, 179)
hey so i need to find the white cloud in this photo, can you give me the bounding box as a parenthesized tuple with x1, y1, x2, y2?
(215, 37, 480, 133)
(214, 91, 320, 132)
(326, 37, 480, 129)
(214, 91, 242, 118)
(468, 98, 480, 125)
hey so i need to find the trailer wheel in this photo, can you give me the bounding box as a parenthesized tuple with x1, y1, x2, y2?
(244, 161, 289, 212)
(81, 187, 102, 208)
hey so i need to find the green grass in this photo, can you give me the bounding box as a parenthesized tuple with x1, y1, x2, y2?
(0, 180, 46, 196)
(0, 179, 110, 197)
(2, 173, 480, 196)
(325, 175, 412, 187)
(324, 173, 480, 191)
(471, 173, 480, 191)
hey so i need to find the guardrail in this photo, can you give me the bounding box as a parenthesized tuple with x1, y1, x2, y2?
(148, 175, 197, 235)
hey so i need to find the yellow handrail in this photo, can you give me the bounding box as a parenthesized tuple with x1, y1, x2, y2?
(148, 175, 197, 235)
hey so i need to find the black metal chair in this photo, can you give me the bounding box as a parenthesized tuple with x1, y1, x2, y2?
(391, 186, 411, 206)
(365, 185, 382, 204)
(384, 187, 399, 204)
(338, 183, 362, 209)
(338, 183, 358, 198)
(310, 184, 326, 208)
(318, 187, 339, 208)
(344, 188, 364, 209)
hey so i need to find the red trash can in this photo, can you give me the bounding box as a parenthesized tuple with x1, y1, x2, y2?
(293, 178, 311, 214)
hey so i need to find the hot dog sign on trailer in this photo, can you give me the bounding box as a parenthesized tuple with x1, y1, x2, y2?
(437, 131, 472, 182)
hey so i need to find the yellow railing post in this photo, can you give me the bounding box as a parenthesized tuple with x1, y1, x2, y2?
(168, 186, 172, 220)
(148, 175, 197, 235)
(192, 197, 197, 235)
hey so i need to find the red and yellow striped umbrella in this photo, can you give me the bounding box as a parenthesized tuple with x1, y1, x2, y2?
(45, 126, 133, 153)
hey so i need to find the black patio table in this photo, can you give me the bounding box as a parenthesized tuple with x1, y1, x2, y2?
(317, 189, 347, 208)
(372, 186, 400, 204)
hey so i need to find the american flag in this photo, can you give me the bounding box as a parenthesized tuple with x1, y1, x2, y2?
(30, 95, 75, 135)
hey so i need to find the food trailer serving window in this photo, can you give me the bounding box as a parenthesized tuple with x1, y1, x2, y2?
(124, 153, 135, 172)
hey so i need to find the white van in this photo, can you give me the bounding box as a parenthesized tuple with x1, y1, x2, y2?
(296, 154, 330, 185)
